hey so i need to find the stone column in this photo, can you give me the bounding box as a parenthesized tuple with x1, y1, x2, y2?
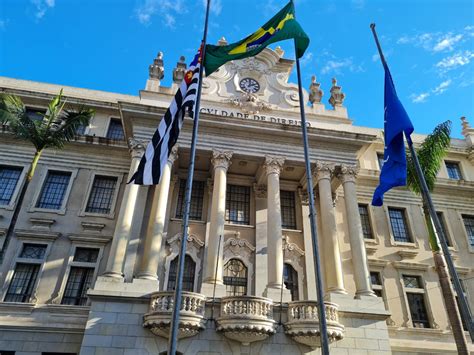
(103, 138, 145, 278)
(263, 156, 291, 301)
(138, 146, 179, 280)
(337, 165, 375, 297)
(313, 162, 346, 294)
(254, 184, 268, 297)
(201, 150, 233, 297)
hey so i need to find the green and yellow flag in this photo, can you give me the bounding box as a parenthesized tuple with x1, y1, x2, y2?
(204, 1, 309, 75)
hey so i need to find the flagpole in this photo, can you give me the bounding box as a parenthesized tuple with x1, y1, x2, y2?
(294, 42, 330, 354)
(371, 23, 474, 345)
(167, 1, 211, 354)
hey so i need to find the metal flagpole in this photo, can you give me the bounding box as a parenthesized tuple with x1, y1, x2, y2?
(294, 42, 330, 354)
(167, 1, 211, 353)
(370, 23, 474, 344)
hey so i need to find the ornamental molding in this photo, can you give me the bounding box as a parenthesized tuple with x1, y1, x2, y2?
(224, 232, 256, 259)
(167, 233, 204, 252)
(312, 161, 334, 181)
(211, 149, 233, 170)
(336, 164, 358, 184)
(128, 137, 147, 157)
(168, 145, 179, 165)
(253, 183, 267, 198)
(229, 58, 272, 75)
(15, 229, 60, 241)
(225, 93, 273, 114)
(264, 155, 285, 176)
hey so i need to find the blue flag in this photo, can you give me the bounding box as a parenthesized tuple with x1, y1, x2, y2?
(372, 64, 414, 206)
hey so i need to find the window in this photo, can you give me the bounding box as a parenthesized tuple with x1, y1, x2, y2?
(106, 118, 124, 140)
(36, 171, 71, 210)
(167, 255, 195, 292)
(85, 175, 118, 214)
(0, 166, 22, 206)
(377, 153, 385, 170)
(42, 353, 77, 355)
(26, 107, 46, 121)
(370, 272, 383, 298)
(175, 179, 205, 220)
(75, 124, 87, 136)
(462, 215, 474, 247)
(223, 259, 247, 296)
(435, 212, 451, 247)
(359, 204, 373, 239)
(0, 351, 16, 355)
(281, 190, 296, 229)
(403, 275, 430, 328)
(4, 244, 47, 303)
(388, 208, 411, 243)
(225, 184, 250, 225)
(445, 161, 462, 180)
(284, 263, 299, 301)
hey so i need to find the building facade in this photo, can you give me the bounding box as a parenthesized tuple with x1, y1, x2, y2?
(0, 47, 473, 355)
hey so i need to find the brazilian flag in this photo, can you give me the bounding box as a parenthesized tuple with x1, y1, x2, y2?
(204, 1, 309, 75)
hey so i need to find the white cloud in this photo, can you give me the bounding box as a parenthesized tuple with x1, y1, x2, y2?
(410, 79, 453, 104)
(432, 79, 452, 95)
(410, 92, 430, 103)
(135, 0, 186, 27)
(433, 33, 463, 52)
(300, 52, 313, 67)
(203, 0, 222, 15)
(321, 58, 363, 75)
(31, 0, 55, 19)
(436, 50, 474, 71)
(351, 0, 365, 9)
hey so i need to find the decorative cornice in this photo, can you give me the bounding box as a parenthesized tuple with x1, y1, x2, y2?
(68, 234, 112, 244)
(336, 164, 358, 184)
(128, 137, 147, 158)
(253, 183, 267, 198)
(29, 218, 55, 230)
(264, 155, 285, 176)
(312, 161, 334, 181)
(81, 222, 106, 233)
(392, 261, 430, 271)
(167, 233, 205, 249)
(225, 232, 256, 256)
(211, 149, 233, 171)
(168, 145, 179, 165)
(15, 229, 60, 241)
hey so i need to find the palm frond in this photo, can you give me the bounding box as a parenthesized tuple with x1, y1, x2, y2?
(0, 94, 25, 125)
(46, 107, 95, 149)
(407, 120, 452, 194)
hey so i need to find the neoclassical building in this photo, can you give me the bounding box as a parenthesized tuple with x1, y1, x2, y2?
(0, 46, 473, 355)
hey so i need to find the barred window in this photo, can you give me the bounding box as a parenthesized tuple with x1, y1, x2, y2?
(225, 184, 250, 225)
(4, 263, 40, 302)
(106, 118, 124, 140)
(359, 204, 373, 239)
(284, 263, 299, 301)
(370, 271, 383, 298)
(281, 190, 296, 229)
(20, 244, 47, 259)
(223, 259, 248, 296)
(377, 153, 385, 169)
(175, 179, 205, 220)
(388, 208, 411, 243)
(36, 171, 71, 210)
(0, 166, 22, 205)
(407, 293, 430, 328)
(435, 212, 451, 247)
(73, 247, 99, 263)
(462, 215, 474, 247)
(167, 255, 195, 292)
(403, 275, 422, 288)
(445, 161, 462, 180)
(61, 267, 94, 306)
(85, 175, 117, 214)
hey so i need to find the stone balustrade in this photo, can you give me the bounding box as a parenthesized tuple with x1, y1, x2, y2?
(216, 296, 276, 345)
(143, 291, 206, 339)
(285, 301, 344, 348)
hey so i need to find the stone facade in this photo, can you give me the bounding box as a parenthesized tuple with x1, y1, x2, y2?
(0, 48, 472, 354)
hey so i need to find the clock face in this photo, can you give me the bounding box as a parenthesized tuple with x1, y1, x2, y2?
(239, 77, 260, 93)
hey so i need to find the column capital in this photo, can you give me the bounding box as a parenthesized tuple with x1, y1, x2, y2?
(211, 149, 233, 171)
(337, 164, 358, 184)
(312, 161, 334, 181)
(128, 137, 147, 159)
(168, 145, 179, 165)
(264, 155, 285, 176)
(253, 183, 267, 198)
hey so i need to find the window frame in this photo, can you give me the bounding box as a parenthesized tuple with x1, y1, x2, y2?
(444, 160, 463, 180)
(0, 163, 28, 211)
(29, 167, 78, 215)
(174, 178, 206, 221)
(377, 152, 385, 170)
(434, 210, 457, 250)
(166, 254, 197, 293)
(358, 203, 376, 240)
(105, 117, 125, 140)
(385, 205, 418, 247)
(225, 183, 251, 226)
(223, 258, 249, 297)
(79, 171, 123, 219)
(458, 212, 474, 253)
(281, 190, 297, 230)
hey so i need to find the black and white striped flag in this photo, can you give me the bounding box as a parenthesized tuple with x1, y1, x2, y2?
(129, 46, 202, 185)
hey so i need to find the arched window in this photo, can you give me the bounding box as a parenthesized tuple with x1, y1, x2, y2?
(223, 259, 248, 296)
(167, 255, 196, 292)
(284, 263, 299, 301)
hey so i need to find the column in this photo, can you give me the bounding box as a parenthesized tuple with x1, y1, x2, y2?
(313, 161, 346, 294)
(263, 156, 291, 301)
(254, 184, 268, 296)
(201, 149, 233, 297)
(138, 146, 178, 280)
(337, 165, 375, 297)
(103, 138, 145, 278)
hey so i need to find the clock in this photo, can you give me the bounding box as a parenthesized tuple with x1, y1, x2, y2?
(239, 77, 260, 93)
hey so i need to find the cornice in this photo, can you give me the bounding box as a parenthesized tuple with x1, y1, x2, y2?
(68, 234, 113, 244)
(15, 229, 60, 241)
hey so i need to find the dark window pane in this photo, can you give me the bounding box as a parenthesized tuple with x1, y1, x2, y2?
(26, 107, 46, 121)
(61, 267, 94, 306)
(73, 248, 99, 263)
(377, 153, 385, 169)
(224, 259, 248, 296)
(175, 179, 205, 220)
(167, 255, 195, 292)
(20, 244, 47, 259)
(106, 119, 124, 140)
(75, 124, 87, 136)
(403, 275, 422, 288)
(445, 162, 462, 180)
(4, 263, 40, 303)
(407, 293, 430, 328)
(370, 272, 382, 286)
(281, 190, 296, 229)
(284, 263, 299, 301)
(85, 175, 117, 214)
(225, 184, 250, 225)
(388, 208, 411, 243)
(0, 166, 22, 205)
(435, 212, 451, 247)
(359, 204, 373, 239)
(36, 171, 71, 210)
(374, 289, 383, 298)
(42, 352, 77, 355)
(0, 351, 16, 355)
(462, 215, 474, 247)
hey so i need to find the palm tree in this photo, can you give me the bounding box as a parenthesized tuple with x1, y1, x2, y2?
(406, 120, 469, 354)
(0, 90, 95, 262)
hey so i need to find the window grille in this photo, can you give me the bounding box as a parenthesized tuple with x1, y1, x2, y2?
(167, 255, 195, 292)
(20, 244, 47, 259)
(225, 184, 250, 225)
(359, 204, 373, 239)
(0, 166, 22, 205)
(445, 161, 462, 180)
(462, 215, 474, 247)
(4, 263, 40, 302)
(370, 271, 383, 298)
(223, 259, 248, 296)
(388, 208, 411, 243)
(73, 247, 99, 263)
(106, 118, 124, 140)
(175, 179, 205, 220)
(281, 190, 296, 229)
(85, 175, 117, 214)
(61, 266, 94, 306)
(284, 263, 299, 301)
(435, 212, 451, 246)
(403, 275, 422, 288)
(36, 171, 71, 210)
(407, 293, 430, 328)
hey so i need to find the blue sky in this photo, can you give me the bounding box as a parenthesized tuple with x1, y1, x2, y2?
(1, 0, 473, 138)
